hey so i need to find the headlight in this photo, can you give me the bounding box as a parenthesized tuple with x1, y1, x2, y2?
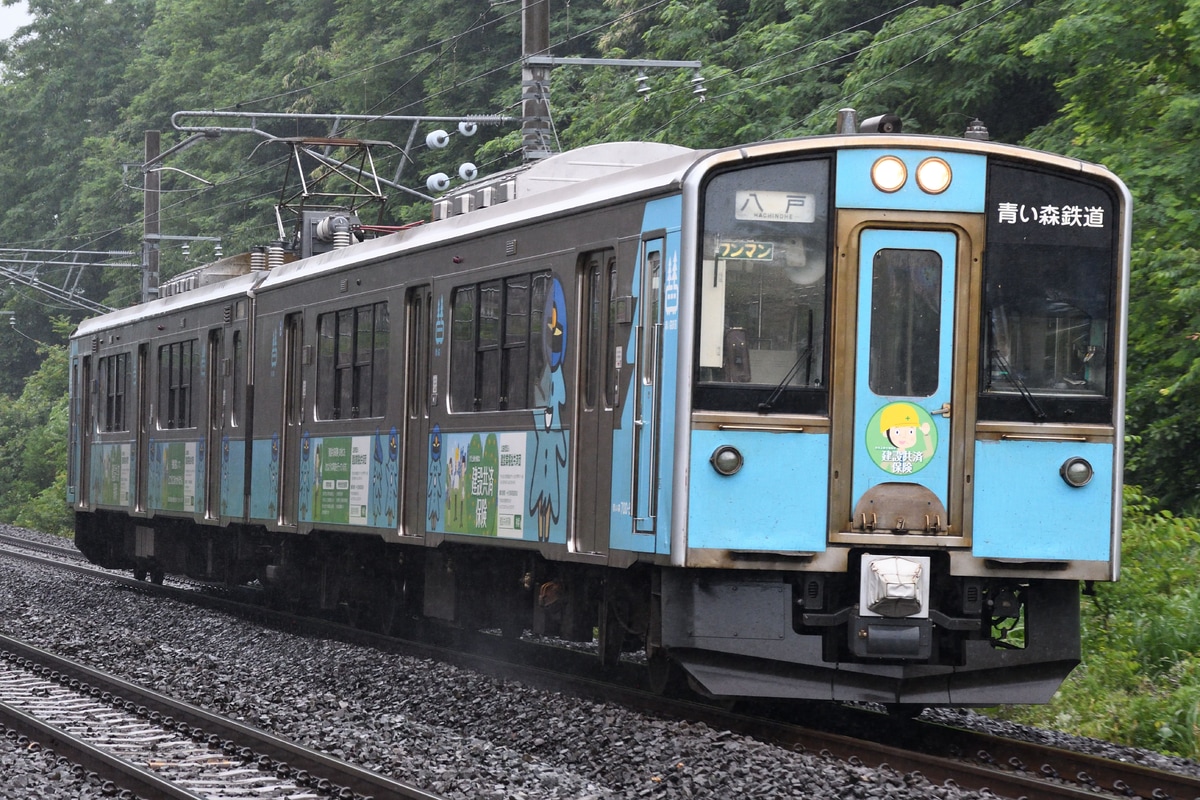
(871, 156, 907, 193)
(1060, 457, 1094, 488)
(916, 157, 952, 194)
(710, 445, 743, 476)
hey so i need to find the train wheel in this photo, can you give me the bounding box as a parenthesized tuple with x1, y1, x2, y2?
(150, 566, 165, 585)
(646, 652, 688, 696)
(372, 578, 405, 636)
(133, 566, 147, 582)
(375, 598, 398, 637)
(499, 610, 525, 640)
(885, 704, 926, 719)
(598, 597, 626, 668)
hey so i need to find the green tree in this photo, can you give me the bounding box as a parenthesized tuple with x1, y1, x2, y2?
(0, 321, 71, 534)
(0, 0, 153, 384)
(1021, 0, 1200, 510)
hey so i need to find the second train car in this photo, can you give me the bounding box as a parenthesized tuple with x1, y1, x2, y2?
(69, 111, 1130, 705)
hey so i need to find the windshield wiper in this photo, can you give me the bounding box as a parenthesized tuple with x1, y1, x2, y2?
(989, 348, 1047, 421)
(758, 344, 814, 413)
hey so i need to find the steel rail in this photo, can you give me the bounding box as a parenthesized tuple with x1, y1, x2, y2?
(0, 700, 207, 800)
(0, 633, 444, 800)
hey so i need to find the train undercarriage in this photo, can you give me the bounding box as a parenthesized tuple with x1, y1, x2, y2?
(74, 511, 1079, 706)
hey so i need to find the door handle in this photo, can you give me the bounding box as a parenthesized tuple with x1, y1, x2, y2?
(932, 402, 951, 417)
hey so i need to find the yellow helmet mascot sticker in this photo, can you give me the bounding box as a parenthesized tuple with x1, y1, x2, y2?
(865, 401, 937, 475)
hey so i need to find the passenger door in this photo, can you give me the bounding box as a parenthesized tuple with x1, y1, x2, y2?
(572, 249, 616, 555)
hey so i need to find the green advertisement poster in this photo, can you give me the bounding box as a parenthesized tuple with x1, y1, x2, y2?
(306, 436, 373, 525)
(442, 431, 526, 537)
(97, 443, 131, 506)
(162, 441, 197, 512)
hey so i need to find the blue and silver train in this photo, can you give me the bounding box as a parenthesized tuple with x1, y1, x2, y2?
(68, 110, 1130, 705)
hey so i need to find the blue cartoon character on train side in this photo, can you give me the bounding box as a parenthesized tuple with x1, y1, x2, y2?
(427, 424, 445, 529)
(529, 276, 569, 543)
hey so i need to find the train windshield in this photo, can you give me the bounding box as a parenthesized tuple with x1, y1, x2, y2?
(979, 163, 1119, 423)
(694, 158, 831, 414)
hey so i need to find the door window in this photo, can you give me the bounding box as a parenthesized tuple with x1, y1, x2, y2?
(869, 249, 942, 397)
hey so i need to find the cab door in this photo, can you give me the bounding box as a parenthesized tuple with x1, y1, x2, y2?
(632, 238, 664, 534)
(849, 229, 957, 533)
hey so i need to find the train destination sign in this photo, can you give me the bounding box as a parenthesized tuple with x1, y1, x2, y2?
(734, 190, 816, 223)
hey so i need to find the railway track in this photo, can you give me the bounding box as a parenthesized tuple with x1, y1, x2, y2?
(0, 531, 89, 563)
(2, 534, 1198, 800)
(0, 632, 443, 800)
(744, 702, 1200, 800)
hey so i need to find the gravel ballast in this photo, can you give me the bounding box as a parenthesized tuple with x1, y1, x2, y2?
(1, 526, 1196, 799)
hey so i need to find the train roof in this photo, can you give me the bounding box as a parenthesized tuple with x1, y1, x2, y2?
(72, 268, 269, 340)
(71, 132, 1127, 341)
(256, 141, 705, 292)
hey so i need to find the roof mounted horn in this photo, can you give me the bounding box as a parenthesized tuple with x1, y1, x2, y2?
(859, 113, 903, 134)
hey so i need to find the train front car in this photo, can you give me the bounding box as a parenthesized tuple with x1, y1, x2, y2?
(664, 135, 1130, 705)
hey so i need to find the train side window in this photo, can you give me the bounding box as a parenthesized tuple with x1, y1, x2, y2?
(337, 308, 354, 415)
(407, 288, 430, 420)
(370, 303, 389, 416)
(450, 270, 552, 413)
(69, 359, 78, 487)
(315, 302, 389, 420)
(157, 339, 196, 429)
(695, 157, 832, 414)
(97, 352, 129, 432)
(529, 271, 550, 403)
(450, 286, 477, 411)
(477, 280, 502, 411)
(504, 275, 530, 409)
(316, 312, 336, 419)
(572, 249, 617, 410)
(606, 260, 619, 408)
(641, 242, 663, 389)
(230, 330, 242, 427)
(582, 255, 603, 410)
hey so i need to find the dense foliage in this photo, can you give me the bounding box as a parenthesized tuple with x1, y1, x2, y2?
(998, 489, 1200, 758)
(0, 0, 1197, 752)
